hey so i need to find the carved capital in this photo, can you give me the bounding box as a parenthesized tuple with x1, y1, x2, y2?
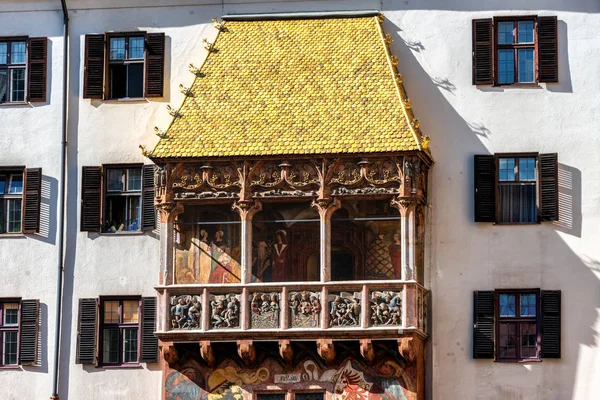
(391, 197, 418, 216)
(360, 339, 375, 365)
(232, 200, 262, 220)
(200, 340, 216, 368)
(156, 202, 184, 223)
(317, 339, 336, 365)
(311, 197, 341, 219)
(279, 340, 294, 367)
(237, 340, 257, 366)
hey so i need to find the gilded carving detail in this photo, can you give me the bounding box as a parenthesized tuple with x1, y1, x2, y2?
(289, 291, 321, 328)
(370, 291, 402, 326)
(250, 292, 280, 329)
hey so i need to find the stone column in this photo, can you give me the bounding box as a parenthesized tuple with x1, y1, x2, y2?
(232, 200, 262, 284)
(311, 198, 341, 283)
(391, 198, 416, 281)
(157, 202, 184, 286)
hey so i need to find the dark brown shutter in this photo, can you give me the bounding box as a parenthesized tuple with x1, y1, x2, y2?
(22, 168, 42, 234)
(473, 291, 494, 359)
(144, 33, 165, 98)
(83, 34, 105, 99)
(141, 165, 156, 230)
(538, 16, 558, 83)
(81, 166, 102, 232)
(539, 153, 558, 221)
(76, 298, 98, 364)
(19, 299, 40, 366)
(541, 290, 561, 358)
(472, 19, 493, 85)
(140, 297, 158, 363)
(474, 155, 496, 222)
(27, 37, 48, 102)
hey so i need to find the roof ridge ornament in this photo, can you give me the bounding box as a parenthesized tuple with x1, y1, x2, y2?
(189, 64, 205, 78)
(212, 18, 225, 31)
(166, 105, 181, 118)
(139, 145, 150, 158)
(154, 127, 167, 139)
(179, 84, 193, 97)
(203, 38, 215, 52)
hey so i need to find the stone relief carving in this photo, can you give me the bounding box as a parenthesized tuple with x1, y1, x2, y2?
(250, 292, 280, 329)
(289, 291, 321, 328)
(210, 294, 241, 329)
(329, 292, 361, 327)
(370, 291, 402, 326)
(170, 295, 202, 330)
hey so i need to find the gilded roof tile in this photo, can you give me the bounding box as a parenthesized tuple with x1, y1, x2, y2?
(151, 16, 427, 159)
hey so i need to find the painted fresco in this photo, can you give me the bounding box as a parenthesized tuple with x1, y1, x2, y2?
(163, 343, 416, 400)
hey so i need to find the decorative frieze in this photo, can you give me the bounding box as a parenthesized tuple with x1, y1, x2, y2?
(370, 291, 402, 326)
(289, 291, 321, 328)
(209, 294, 241, 329)
(329, 292, 361, 327)
(170, 294, 202, 330)
(250, 292, 280, 329)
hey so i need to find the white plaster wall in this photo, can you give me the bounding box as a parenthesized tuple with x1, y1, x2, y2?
(2, 0, 599, 399)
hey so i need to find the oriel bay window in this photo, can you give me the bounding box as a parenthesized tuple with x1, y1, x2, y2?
(0, 37, 47, 103)
(0, 168, 42, 234)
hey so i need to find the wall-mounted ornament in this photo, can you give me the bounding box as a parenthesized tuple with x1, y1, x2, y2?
(289, 291, 321, 328)
(170, 294, 202, 330)
(421, 136, 431, 149)
(188, 64, 205, 78)
(202, 38, 214, 51)
(250, 292, 280, 329)
(370, 291, 402, 326)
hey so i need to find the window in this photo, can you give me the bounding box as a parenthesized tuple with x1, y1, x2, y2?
(100, 298, 140, 365)
(0, 302, 19, 366)
(83, 32, 165, 100)
(0, 172, 23, 233)
(0, 37, 47, 103)
(104, 167, 142, 232)
(255, 392, 325, 400)
(474, 153, 558, 224)
(472, 16, 558, 85)
(473, 290, 561, 361)
(80, 165, 155, 233)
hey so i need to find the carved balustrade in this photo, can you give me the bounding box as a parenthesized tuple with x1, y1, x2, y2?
(155, 281, 428, 341)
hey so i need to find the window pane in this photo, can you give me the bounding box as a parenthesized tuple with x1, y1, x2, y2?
(10, 68, 25, 102)
(498, 184, 537, 223)
(498, 322, 517, 359)
(498, 22, 514, 44)
(257, 395, 286, 400)
(10, 42, 26, 64)
(109, 38, 126, 60)
(123, 327, 138, 363)
(0, 70, 7, 103)
(518, 49, 535, 83)
(518, 21, 534, 43)
(103, 301, 119, 324)
(7, 199, 22, 233)
(0, 42, 7, 64)
(499, 158, 515, 181)
(107, 169, 124, 192)
(109, 64, 127, 99)
(0, 204, 4, 233)
(520, 322, 538, 358)
(126, 196, 141, 231)
(296, 394, 325, 400)
(0, 175, 5, 194)
(519, 158, 536, 181)
(129, 37, 144, 59)
(102, 328, 119, 363)
(122, 300, 139, 323)
(127, 63, 144, 98)
(499, 294, 516, 317)
(498, 50, 515, 84)
(3, 331, 18, 365)
(8, 174, 23, 194)
(126, 169, 142, 191)
(4, 303, 19, 326)
(520, 294, 537, 316)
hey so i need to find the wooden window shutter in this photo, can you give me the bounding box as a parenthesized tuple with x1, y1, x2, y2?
(81, 166, 102, 232)
(140, 297, 159, 363)
(83, 34, 105, 99)
(76, 298, 98, 364)
(144, 33, 165, 98)
(537, 16, 558, 83)
(539, 153, 559, 221)
(27, 37, 48, 102)
(541, 290, 561, 358)
(19, 299, 40, 366)
(22, 168, 42, 233)
(472, 19, 493, 85)
(474, 155, 496, 222)
(141, 165, 156, 230)
(473, 291, 494, 359)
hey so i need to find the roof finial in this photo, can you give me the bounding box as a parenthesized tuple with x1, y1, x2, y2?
(422, 136, 431, 149)
(179, 84, 193, 97)
(212, 18, 225, 31)
(188, 64, 205, 77)
(202, 38, 214, 52)
(139, 145, 150, 158)
(154, 127, 167, 138)
(166, 105, 181, 118)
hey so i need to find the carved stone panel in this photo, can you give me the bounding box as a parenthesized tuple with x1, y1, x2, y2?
(170, 294, 203, 330)
(370, 291, 402, 327)
(328, 292, 361, 327)
(288, 291, 321, 328)
(209, 294, 241, 329)
(250, 292, 280, 329)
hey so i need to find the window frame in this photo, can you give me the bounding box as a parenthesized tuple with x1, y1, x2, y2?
(494, 289, 541, 362)
(0, 299, 21, 367)
(0, 169, 24, 234)
(99, 296, 141, 366)
(493, 16, 538, 86)
(254, 391, 326, 400)
(494, 152, 539, 225)
(0, 37, 28, 104)
(103, 164, 143, 233)
(105, 32, 146, 100)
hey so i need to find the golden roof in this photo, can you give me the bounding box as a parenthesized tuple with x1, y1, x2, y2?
(150, 15, 428, 159)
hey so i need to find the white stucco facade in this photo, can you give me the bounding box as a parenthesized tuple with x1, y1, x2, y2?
(0, 1, 598, 399)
